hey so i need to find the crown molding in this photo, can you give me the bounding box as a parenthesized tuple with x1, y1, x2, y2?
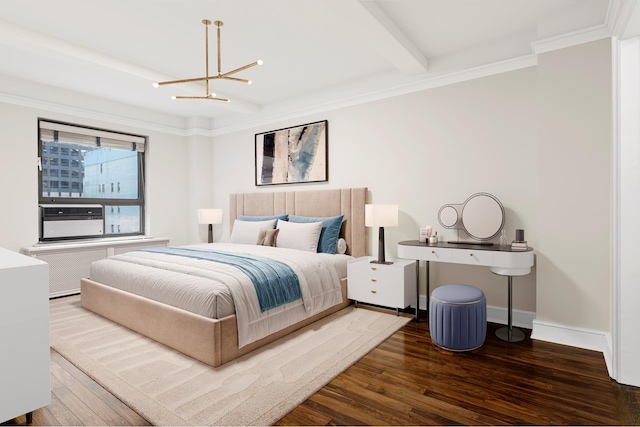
(211, 54, 537, 136)
(0, 91, 197, 136)
(607, 0, 639, 39)
(532, 23, 611, 55)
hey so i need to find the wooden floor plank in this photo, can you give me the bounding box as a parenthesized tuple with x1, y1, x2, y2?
(50, 350, 150, 426)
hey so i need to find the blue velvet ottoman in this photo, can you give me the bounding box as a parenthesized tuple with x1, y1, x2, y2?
(429, 284, 487, 351)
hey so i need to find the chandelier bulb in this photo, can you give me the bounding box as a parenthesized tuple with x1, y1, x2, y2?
(171, 96, 177, 100)
(257, 59, 264, 66)
(247, 80, 253, 85)
(152, 82, 160, 88)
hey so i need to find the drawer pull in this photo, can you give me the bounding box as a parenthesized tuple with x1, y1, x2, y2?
(371, 279, 377, 282)
(371, 267, 377, 271)
(431, 250, 435, 254)
(470, 253, 474, 256)
(370, 290, 377, 294)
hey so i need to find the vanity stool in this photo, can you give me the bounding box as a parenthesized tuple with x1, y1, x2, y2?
(429, 284, 487, 351)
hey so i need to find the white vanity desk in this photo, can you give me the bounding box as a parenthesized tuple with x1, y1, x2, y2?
(397, 240, 534, 342)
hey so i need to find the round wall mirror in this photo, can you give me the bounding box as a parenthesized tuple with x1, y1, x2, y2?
(438, 205, 458, 228)
(461, 193, 505, 240)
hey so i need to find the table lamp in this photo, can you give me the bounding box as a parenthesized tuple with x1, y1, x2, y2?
(365, 204, 398, 264)
(198, 208, 222, 243)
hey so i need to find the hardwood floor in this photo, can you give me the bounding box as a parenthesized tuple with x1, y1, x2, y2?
(4, 311, 639, 426)
(278, 319, 640, 426)
(2, 350, 150, 427)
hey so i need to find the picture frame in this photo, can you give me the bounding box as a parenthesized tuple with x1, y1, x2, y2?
(255, 120, 328, 186)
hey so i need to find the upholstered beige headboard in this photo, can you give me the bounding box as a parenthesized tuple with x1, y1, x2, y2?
(229, 187, 367, 258)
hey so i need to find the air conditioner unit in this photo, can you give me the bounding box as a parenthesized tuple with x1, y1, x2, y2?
(39, 204, 104, 241)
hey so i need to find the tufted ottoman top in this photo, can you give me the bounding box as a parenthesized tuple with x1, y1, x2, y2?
(432, 284, 485, 304)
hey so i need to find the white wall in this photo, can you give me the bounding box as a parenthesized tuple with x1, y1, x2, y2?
(535, 40, 612, 332)
(212, 65, 540, 314)
(211, 40, 613, 340)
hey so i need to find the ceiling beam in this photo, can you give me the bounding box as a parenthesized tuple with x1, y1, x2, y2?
(341, 0, 428, 74)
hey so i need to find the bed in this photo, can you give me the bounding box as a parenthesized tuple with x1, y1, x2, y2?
(80, 187, 367, 367)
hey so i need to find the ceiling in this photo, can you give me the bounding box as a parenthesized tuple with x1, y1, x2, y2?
(0, 0, 635, 129)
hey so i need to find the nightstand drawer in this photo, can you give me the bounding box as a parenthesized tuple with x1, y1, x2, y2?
(348, 280, 402, 307)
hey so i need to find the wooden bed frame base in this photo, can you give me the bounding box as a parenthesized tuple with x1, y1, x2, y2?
(81, 277, 350, 367)
(80, 187, 366, 368)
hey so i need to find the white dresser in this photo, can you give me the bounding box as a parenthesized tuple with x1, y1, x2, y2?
(347, 256, 417, 317)
(0, 248, 50, 424)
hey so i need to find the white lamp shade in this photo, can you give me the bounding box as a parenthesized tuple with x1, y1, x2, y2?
(198, 208, 223, 225)
(365, 204, 398, 227)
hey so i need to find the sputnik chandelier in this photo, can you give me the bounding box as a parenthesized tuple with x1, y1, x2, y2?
(152, 19, 262, 102)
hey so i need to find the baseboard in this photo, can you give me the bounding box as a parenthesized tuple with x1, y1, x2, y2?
(531, 319, 613, 377)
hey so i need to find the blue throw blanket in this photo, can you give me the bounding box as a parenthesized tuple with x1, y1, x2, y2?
(139, 247, 302, 313)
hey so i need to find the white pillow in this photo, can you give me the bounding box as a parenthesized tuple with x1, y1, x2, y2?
(276, 220, 323, 252)
(229, 219, 277, 245)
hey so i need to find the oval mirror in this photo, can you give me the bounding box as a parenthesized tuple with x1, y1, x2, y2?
(438, 205, 458, 228)
(461, 193, 504, 240)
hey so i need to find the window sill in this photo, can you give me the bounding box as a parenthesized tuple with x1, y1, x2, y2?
(25, 236, 170, 252)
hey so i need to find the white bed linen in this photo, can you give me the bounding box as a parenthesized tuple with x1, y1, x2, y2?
(89, 243, 351, 347)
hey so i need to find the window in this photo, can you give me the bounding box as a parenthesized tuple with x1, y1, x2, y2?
(38, 119, 146, 240)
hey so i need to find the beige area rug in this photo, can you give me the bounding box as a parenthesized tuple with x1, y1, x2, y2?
(49, 295, 411, 426)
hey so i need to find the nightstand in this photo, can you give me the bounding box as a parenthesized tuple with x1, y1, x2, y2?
(347, 256, 417, 319)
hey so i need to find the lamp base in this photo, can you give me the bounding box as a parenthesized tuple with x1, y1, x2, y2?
(370, 260, 394, 265)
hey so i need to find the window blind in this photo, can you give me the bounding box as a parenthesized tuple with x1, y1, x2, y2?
(39, 121, 146, 153)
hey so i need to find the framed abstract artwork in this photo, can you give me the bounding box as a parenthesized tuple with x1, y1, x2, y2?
(255, 120, 328, 186)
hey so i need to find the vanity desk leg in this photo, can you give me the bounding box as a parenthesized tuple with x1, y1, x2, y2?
(495, 275, 525, 342)
(414, 260, 430, 322)
(415, 261, 420, 321)
(425, 260, 430, 319)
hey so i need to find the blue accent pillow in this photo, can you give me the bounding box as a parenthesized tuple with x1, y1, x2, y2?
(288, 215, 344, 254)
(239, 214, 289, 222)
